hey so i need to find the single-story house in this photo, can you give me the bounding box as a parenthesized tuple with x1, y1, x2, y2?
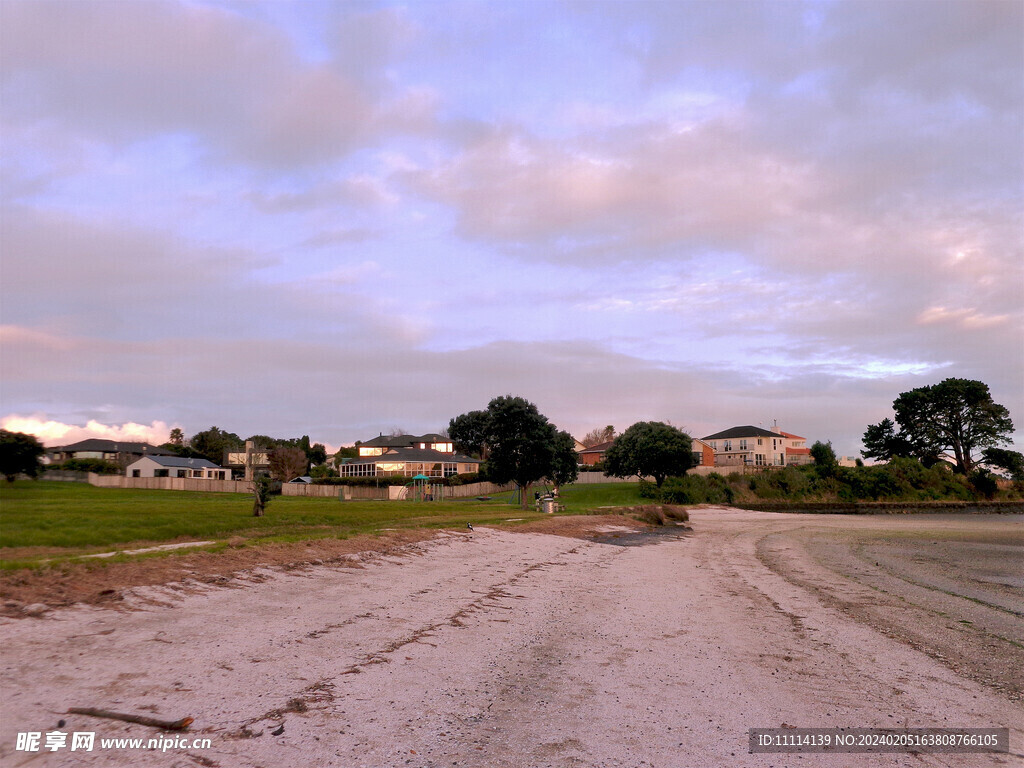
(340, 433, 480, 478)
(126, 455, 228, 480)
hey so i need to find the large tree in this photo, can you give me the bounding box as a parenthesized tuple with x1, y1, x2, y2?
(268, 445, 309, 481)
(864, 378, 1013, 474)
(604, 421, 694, 487)
(0, 429, 45, 482)
(448, 409, 492, 459)
(547, 430, 581, 488)
(190, 426, 243, 465)
(452, 396, 574, 508)
(581, 425, 615, 448)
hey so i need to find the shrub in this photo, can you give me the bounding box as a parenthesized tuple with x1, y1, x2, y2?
(50, 458, 121, 475)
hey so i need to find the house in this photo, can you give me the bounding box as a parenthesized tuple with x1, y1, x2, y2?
(691, 438, 715, 467)
(223, 440, 271, 480)
(778, 430, 812, 465)
(126, 455, 228, 479)
(577, 440, 615, 466)
(47, 439, 173, 467)
(339, 433, 480, 478)
(701, 426, 790, 467)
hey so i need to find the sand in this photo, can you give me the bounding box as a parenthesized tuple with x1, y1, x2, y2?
(0, 508, 1021, 767)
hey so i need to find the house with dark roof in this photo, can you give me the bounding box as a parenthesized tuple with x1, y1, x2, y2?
(48, 439, 173, 467)
(701, 426, 791, 467)
(125, 455, 228, 479)
(340, 434, 479, 478)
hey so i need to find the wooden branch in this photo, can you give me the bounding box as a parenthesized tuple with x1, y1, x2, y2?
(67, 707, 193, 731)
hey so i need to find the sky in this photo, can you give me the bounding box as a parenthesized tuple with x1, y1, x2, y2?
(1, 0, 1022, 457)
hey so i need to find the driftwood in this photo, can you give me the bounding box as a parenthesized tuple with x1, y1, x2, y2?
(67, 707, 193, 731)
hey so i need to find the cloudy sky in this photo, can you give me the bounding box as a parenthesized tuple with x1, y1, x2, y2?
(2, 0, 1021, 456)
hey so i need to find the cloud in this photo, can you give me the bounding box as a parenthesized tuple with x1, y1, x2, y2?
(1, 414, 173, 447)
(0, 0, 433, 167)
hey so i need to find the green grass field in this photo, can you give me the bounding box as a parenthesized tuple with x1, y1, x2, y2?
(0, 481, 644, 566)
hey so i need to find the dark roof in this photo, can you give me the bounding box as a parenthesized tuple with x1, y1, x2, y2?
(359, 434, 449, 448)
(130, 455, 222, 469)
(578, 441, 615, 454)
(346, 447, 479, 466)
(56, 439, 173, 455)
(701, 426, 781, 441)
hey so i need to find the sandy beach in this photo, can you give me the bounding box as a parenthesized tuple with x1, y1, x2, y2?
(1, 508, 1021, 767)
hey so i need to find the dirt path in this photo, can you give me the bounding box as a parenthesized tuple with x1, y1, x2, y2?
(1, 509, 1021, 767)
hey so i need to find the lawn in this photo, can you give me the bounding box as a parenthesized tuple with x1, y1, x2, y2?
(0, 480, 645, 565)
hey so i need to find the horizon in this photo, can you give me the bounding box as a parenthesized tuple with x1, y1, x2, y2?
(2, 1, 1021, 460)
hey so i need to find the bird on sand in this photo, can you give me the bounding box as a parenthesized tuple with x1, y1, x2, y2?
(467, 523, 474, 531)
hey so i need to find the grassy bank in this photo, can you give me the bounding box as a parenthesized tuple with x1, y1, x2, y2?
(0, 481, 647, 567)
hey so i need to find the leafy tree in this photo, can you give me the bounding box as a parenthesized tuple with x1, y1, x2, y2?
(581, 425, 615, 448)
(333, 446, 358, 467)
(547, 430, 580, 488)
(268, 446, 308, 481)
(307, 442, 328, 467)
(982, 447, 1024, 483)
(190, 426, 243, 465)
(866, 378, 1013, 474)
(448, 409, 492, 458)
(452, 396, 569, 508)
(604, 421, 694, 488)
(167, 427, 184, 446)
(810, 440, 839, 476)
(861, 418, 916, 462)
(0, 430, 45, 482)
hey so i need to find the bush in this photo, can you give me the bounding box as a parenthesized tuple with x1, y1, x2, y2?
(969, 470, 999, 500)
(49, 458, 121, 475)
(652, 474, 736, 505)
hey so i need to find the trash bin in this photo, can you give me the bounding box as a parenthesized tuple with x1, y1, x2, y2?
(541, 496, 556, 514)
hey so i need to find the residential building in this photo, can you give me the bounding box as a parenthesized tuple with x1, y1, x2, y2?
(47, 439, 173, 468)
(702, 426, 790, 467)
(691, 438, 715, 467)
(778, 430, 812, 465)
(126, 455, 228, 479)
(577, 440, 614, 466)
(339, 434, 480, 478)
(224, 440, 271, 480)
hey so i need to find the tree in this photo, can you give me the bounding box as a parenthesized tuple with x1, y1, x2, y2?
(251, 475, 272, 517)
(451, 396, 568, 509)
(865, 378, 1013, 474)
(307, 442, 328, 467)
(982, 447, 1024, 483)
(547, 430, 580, 488)
(810, 440, 839, 477)
(167, 427, 184, 446)
(448, 410, 492, 459)
(861, 418, 916, 462)
(0, 430, 45, 482)
(604, 421, 694, 488)
(268, 446, 308, 481)
(581, 425, 615, 448)
(190, 426, 243, 465)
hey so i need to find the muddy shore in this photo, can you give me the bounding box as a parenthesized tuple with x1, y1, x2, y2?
(1, 508, 1021, 767)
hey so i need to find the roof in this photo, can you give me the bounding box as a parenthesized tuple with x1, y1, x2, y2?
(56, 439, 173, 454)
(701, 426, 781, 441)
(359, 434, 451, 448)
(779, 431, 806, 440)
(345, 447, 480, 466)
(578, 441, 615, 454)
(129, 455, 222, 469)
(786, 447, 811, 455)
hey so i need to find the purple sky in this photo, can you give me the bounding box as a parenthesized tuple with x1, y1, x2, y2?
(1, 0, 1021, 456)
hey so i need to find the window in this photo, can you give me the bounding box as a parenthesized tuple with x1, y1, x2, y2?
(132, 470, 140, 478)
(177, 470, 187, 478)
(723, 440, 732, 451)
(739, 439, 748, 450)
(755, 454, 766, 465)
(758, 438, 763, 446)
(155, 469, 169, 478)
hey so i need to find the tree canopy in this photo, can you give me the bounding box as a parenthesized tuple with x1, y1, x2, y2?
(451, 395, 577, 508)
(863, 378, 1014, 473)
(0, 429, 45, 482)
(604, 421, 694, 487)
(581, 425, 615, 448)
